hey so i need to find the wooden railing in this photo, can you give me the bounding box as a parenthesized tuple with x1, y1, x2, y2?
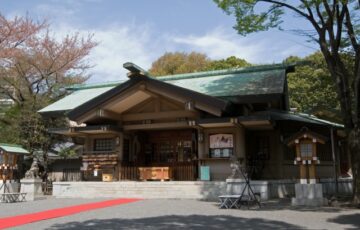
(62, 169, 82, 181)
(119, 165, 139, 181)
(172, 162, 197, 181)
(118, 161, 197, 181)
(82, 153, 118, 169)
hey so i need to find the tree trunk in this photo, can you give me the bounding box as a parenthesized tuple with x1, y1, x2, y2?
(321, 51, 360, 205)
(349, 126, 360, 206)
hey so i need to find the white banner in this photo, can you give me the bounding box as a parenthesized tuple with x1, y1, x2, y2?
(209, 134, 234, 148)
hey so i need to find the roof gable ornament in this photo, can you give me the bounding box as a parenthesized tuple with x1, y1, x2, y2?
(285, 127, 327, 146)
(123, 62, 149, 78)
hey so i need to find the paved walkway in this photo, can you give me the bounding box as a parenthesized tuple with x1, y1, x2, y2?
(0, 198, 359, 229)
(0, 198, 140, 229)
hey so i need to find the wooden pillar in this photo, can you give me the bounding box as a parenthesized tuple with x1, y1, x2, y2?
(13, 154, 17, 166)
(4, 153, 8, 165)
(309, 142, 317, 184)
(296, 144, 307, 184)
(300, 164, 308, 184)
(308, 164, 316, 184)
(235, 126, 246, 160)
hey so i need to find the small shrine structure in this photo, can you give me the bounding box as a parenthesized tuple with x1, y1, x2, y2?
(285, 128, 328, 206)
(286, 127, 327, 184)
(0, 143, 29, 181)
(0, 143, 29, 193)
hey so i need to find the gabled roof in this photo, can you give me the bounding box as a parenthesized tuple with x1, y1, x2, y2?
(39, 63, 294, 116)
(67, 75, 229, 120)
(0, 143, 29, 154)
(284, 127, 328, 146)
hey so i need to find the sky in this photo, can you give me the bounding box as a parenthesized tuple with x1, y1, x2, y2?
(1, 0, 318, 83)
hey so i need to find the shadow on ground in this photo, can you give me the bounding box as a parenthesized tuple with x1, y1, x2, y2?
(327, 213, 360, 229)
(48, 215, 302, 230)
(206, 199, 344, 213)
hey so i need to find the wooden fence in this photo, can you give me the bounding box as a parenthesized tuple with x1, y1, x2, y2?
(118, 162, 197, 181)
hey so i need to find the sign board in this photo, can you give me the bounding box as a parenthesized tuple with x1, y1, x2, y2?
(209, 134, 234, 149)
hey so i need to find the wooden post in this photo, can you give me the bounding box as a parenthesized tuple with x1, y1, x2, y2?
(296, 143, 307, 184)
(300, 164, 308, 184)
(330, 128, 338, 194)
(309, 142, 317, 184)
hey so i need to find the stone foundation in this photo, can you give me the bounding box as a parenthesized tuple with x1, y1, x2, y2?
(53, 181, 227, 200)
(291, 183, 328, 206)
(52, 178, 352, 200)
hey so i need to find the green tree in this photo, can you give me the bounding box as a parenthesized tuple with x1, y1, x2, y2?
(149, 52, 251, 76)
(214, 0, 360, 204)
(206, 56, 251, 70)
(149, 52, 211, 76)
(285, 52, 341, 122)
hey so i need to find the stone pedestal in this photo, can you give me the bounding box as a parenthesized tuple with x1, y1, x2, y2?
(20, 178, 43, 201)
(291, 183, 327, 206)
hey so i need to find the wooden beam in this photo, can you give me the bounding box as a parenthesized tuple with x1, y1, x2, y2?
(96, 109, 121, 120)
(146, 84, 223, 117)
(123, 121, 189, 131)
(122, 110, 199, 121)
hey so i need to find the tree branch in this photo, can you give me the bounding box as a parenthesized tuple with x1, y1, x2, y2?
(343, 4, 359, 52)
(261, 0, 309, 19)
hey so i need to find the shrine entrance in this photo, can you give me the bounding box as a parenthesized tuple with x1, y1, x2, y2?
(120, 129, 198, 181)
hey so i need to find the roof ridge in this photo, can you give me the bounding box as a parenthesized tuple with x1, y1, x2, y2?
(66, 80, 125, 91)
(0, 143, 23, 148)
(155, 63, 294, 81)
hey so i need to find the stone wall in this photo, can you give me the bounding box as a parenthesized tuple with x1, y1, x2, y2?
(52, 178, 352, 201)
(53, 181, 227, 200)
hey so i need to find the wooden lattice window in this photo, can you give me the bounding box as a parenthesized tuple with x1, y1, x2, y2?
(94, 138, 114, 152)
(300, 143, 313, 157)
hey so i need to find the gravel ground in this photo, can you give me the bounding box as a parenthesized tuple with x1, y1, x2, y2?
(1, 198, 359, 230)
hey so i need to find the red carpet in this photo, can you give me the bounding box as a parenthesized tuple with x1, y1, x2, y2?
(0, 198, 141, 229)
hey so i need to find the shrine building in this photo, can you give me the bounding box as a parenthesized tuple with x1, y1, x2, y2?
(39, 63, 347, 182)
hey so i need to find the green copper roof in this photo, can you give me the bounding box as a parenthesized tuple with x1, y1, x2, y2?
(39, 64, 293, 114)
(38, 86, 114, 114)
(253, 110, 343, 128)
(0, 143, 29, 154)
(159, 68, 285, 97)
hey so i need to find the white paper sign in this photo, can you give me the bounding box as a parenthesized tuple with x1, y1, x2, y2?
(210, 134, 234, 148)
